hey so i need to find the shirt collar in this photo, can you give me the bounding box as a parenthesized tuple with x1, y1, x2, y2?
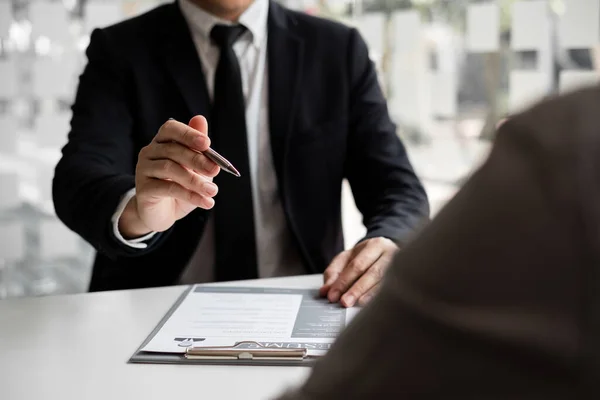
(179, 0, 269, 48)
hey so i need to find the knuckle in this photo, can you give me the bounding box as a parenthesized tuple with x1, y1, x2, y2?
(188, 171, 199, 188)
(191, 151, 205, 169)
(161, 159, 172, 174)
(370, 263, 387, 281)
(166, 181, 177, 197)
(180, 127, 194, 144)
(347, 259, 365, 274)
(333, 276, 350, 291)
(158, 120, 174, 137)
(163, 143, 176, 159)
(139, 145, 150, 158)
(372, 265, 384, 280)
(162, 119, 176, 131)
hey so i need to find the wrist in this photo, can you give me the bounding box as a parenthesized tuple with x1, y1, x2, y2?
(118, 195, 152, 239)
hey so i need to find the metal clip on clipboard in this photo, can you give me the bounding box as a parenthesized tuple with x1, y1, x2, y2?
(185, 341, 308, 361)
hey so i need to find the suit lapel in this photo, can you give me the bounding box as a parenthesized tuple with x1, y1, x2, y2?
(159, 2, 211, 119)
(267, 2, 304, 184)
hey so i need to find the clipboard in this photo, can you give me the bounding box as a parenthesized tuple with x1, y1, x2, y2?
(128, 286, 326, 367)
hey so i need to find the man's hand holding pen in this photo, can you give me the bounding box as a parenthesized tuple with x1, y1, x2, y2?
(119, 116, 221, 239)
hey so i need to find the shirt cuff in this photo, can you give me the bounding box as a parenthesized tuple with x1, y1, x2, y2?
(111, 188, 157, 249)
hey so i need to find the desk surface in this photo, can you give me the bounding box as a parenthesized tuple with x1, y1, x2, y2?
(0, 275, 321, 400)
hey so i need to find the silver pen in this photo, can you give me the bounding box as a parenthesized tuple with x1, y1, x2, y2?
(202, 147, 241, 177)
(168, 118, 240, 177)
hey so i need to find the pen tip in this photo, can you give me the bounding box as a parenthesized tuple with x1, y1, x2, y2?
(231, 166, 241, 177)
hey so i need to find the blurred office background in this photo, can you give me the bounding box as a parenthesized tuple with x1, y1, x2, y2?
(0, 0, 598, 298)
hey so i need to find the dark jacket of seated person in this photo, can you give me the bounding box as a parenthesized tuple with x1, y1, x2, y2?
(52, 0, 429, 293)
(278, 87, 600, 399)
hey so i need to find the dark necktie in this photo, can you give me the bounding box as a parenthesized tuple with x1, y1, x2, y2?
(210, 24, 258, 281)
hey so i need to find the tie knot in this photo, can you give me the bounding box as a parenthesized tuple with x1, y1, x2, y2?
(210, 24, 247, 48)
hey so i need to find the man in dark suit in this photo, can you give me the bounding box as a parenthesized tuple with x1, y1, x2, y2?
(278, 87, 600, 398)
(53, 0, 428, 305)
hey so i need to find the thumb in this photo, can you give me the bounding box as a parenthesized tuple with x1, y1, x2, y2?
(188, 115, 209, 136)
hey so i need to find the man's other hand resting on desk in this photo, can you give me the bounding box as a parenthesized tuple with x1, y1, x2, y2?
(319, 237, 399, 308)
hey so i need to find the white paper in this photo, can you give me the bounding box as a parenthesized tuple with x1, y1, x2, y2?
(84, 2, 124, 32)
(143, 286, 356, 355)
(0, 115, 18, 155)
(466, 3, 500, 52)
(559, 0, 600, 49)
(0, 222, 25, 262)
(30, 2, 70, 42)
(509, 71, 551, 113)
(0, 2, 12, 38)
(511, 0, 550, 51)
(0, 172, 20, 210)
(559, 70, 600, 94)
(0, 60, 18, 99)
(39, 220, 80, 259)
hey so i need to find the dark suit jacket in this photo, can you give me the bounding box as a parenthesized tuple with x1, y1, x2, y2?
(52, 1, 428, 292)
(278, 88, 600, 399)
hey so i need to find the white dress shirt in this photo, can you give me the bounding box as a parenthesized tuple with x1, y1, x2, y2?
(111, 0, 305, 282)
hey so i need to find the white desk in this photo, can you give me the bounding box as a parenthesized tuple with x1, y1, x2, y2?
(0, 275, 320, 400)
